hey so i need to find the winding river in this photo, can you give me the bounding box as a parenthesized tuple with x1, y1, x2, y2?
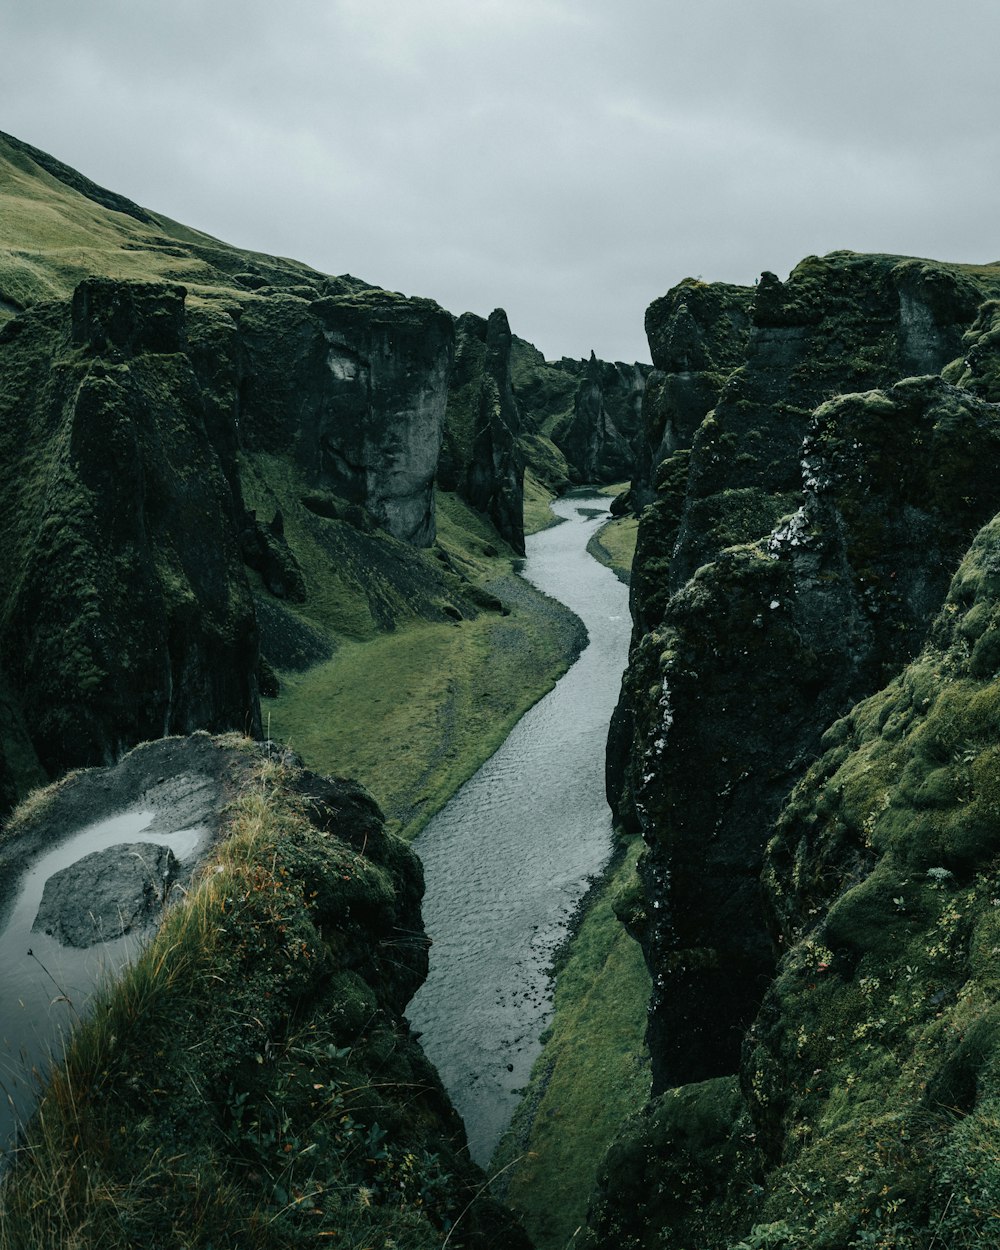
(407, 492, 631, 1164)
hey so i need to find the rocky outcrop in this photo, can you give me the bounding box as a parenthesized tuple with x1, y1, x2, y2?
(440, 309, 525, 552)
(511, 338, 651, 488)
(0, 267, 471, 806)
(239, 289, 454, 547)
(591, 250, 1000, 1247)
(0, 281, 262, 780)
(0, 735, 529, 1248)
(33, 841, 179, 947)
(609, 253, 1000, 1093)
(589, 510, 1000, 1249)
(556, 353, 649, 483)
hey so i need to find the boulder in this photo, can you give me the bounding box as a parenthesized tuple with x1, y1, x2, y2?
(33, 841, 179, 947)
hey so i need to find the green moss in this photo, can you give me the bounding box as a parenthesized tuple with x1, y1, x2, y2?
(734, 515, 1000, 1247)
(587, 514, 638, 583)
(522, 468, 561, 534)
(265, 602, 574, 841)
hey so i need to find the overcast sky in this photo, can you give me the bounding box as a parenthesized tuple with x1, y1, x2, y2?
(4, 1, 1000, 363)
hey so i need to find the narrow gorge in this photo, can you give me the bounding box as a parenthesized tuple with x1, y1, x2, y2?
(3, 128, 1000, 1250)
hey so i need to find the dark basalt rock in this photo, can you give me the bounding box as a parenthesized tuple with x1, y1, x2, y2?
(0, 285, 262, 781)
(592, 252, 1000, 1249)
(611, 253, 1000, 1094)
(238, 508, 307, 600)
(0, 270, 476, 809)
(557, 352, 649, 484)
(71, 276, 187, 357)
(33, 841, 179, 947)
(441, 309, 526, 553)
(510, 335, 651, 490)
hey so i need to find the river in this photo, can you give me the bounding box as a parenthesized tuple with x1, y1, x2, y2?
(406, 491, 631, 1165)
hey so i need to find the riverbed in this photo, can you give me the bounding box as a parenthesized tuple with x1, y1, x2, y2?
(406, 492, 631, 1164)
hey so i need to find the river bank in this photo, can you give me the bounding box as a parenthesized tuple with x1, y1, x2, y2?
(407, 492, 633, 1164)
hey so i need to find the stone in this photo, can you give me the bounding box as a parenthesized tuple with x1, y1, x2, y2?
(33, 841, 178, 948)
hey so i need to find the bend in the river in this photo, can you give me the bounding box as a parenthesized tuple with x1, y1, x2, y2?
(407, 492, 631, 1164)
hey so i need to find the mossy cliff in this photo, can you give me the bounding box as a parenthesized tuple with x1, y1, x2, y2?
(0, 130, 593, 816)
(0, 280, 260, 782)
(440, 309, 525, 553)
(590, 252, 1000, 1246)
(0, 272, 478, 798)
(609, 252, 1000, 1092)
(589, 509, 1000, 1249)
(0, 737, 528, 1249)
(510, 336, 651, 491)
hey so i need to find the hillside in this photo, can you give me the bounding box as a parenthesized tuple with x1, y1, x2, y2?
(0, 129, 636, 834)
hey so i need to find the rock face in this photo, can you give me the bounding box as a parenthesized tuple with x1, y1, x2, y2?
(511, 337, 651, 488)
(239, 289, 455, 547)
(440, 309, 525, 553)
(589, 510, 1000, 1249)
(0, 281, 262, 779)
(0, 736, 529, 1249)
(0, 133, 538, 815)
(556, 353, 649, 483)
(608, 252, 1000, 1092)
(590, 251, 1000, 1247)
(0, 272, 461, 801)
(33, 841, 179, 947)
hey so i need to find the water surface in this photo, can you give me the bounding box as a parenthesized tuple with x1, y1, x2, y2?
(407, 493, 630, 1163)
(0, 810, 206, 1158)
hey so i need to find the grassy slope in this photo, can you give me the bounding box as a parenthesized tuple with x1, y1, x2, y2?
(492, 841, 651, 1250)
(587, 515, 638, 585)
(0, 130, 343, 313)
(257, 479, 581, 840)
(0, 133, 582, 844)
(491, 515, 650, 1250)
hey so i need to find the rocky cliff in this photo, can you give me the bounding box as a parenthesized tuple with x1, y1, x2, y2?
(591, 252, 1000, 1247)
(0, 735, 528, 1248)
(440, 309, 526, 553)
(0, 132, 560, 814)
(510, 337, 651, 489)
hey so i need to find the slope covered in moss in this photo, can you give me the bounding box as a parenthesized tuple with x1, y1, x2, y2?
(589, 251, 1000, 1248)
(0, 131, 587, 830)
(589, 511, 1000, 1249)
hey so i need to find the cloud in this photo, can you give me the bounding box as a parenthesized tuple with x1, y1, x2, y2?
(3, 0, 1000, 361)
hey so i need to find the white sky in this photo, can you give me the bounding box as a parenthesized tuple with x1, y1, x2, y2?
(4, 0, 1000, 363)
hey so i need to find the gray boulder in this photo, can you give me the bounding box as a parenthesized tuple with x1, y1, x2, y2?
(33, 842, 178, 948)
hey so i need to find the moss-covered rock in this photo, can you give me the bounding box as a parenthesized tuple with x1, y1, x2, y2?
(0, 738, 530, 1249)
(510, 334, 650, 490)
(610, 253, 1000, 1095)
(441, 309, 525, 553)
(0, 283, 261, 779)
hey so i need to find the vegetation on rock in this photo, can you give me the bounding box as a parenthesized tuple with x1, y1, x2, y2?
(593, 251, 1000, 1247)
(0, 738, 528, 1249)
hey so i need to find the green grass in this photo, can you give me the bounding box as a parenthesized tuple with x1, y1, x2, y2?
(0, 746, 510, 1249)
(265, 609, 574, 842)
(0, 131, 358, 323)
(523, 469, 561, 535)
(587, 515, 638, 584)
(252, 478, 581, 840)
(491, 838, 651, 1249)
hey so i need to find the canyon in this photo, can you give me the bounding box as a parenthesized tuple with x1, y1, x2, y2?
(3, 128, 1000, 1250)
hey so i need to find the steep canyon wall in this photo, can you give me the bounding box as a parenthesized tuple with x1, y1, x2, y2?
(592, 251, 1000, 1248)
